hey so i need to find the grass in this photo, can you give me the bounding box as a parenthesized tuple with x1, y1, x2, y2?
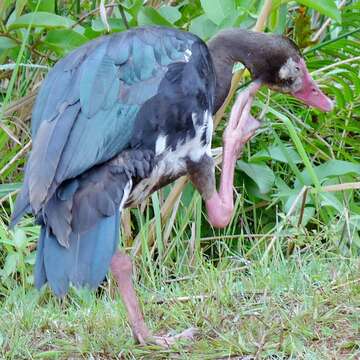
(1, 243, 359, 359)
(1, 1, 360, 359)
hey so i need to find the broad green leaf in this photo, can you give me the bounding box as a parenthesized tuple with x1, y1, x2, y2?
(289, 207, 315, 227)
(275, 175, 293, 199)
(316, 160, 360, 181)
(158, 6, 182, 24)
(237, 160, 275, 194)
(296, 0, 341, 23)
(296, 160, 360, 187)
(8, 12, 75, 30)
(200, 0, 235, 25)
(236, 0, 253, 9)
(251, 145, 302, 164)
(44, 29, 88, 55)
(319, 192, 344, 213)
(244, 179, 272, 201)
(28, 0, 55, 13)
(91, 18, 126, 32)
(271, 127, 304, 183)
(84, 27, 103, 40)
(284, 189, 313, 213)
(137, 7, 174, 27)
(217, 12, 248, 30)
(121, 0, 143, 17)
(0, 36, 18, 50)
(301, 207, 315, 226)
(189, 14, 218, 40)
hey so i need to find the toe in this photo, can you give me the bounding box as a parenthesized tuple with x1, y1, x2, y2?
(149, 327, 198, 348)
(173, 327, 198, 340)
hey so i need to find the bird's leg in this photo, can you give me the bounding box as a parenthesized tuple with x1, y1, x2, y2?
(110, 251, 197, 347)
(205, 82, 261, 228)
(110, 251, 151, 344)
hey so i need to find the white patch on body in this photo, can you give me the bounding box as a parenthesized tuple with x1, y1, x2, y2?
(204, 110, 213, 156)
(187, 112, 210, 162)
(127, 111, 213, 206)
(119, 179, 132, 211)
(155, 134, 167, 155)
(184, 49, 192, 62)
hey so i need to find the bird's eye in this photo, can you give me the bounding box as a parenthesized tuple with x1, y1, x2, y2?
(295, 66, 300, 72)
(312, 88, 318, 95)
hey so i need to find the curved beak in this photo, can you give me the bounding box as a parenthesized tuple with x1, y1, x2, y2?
(291, 59, 333, 112)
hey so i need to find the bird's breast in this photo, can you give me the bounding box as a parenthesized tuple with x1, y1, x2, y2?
(126, 110, 213, 207)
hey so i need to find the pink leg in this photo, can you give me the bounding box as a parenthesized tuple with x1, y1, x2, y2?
(206, 82, 261, 228)
(110, 251, 197, 346)
(110, 251, 151, 344)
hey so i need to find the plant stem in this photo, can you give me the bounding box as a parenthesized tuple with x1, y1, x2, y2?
(305, 27, 360, 55)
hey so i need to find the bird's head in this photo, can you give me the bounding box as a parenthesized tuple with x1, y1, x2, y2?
(251, 35, 333, 112)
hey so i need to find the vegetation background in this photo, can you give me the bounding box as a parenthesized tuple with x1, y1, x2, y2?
(0, 0, 359, 358)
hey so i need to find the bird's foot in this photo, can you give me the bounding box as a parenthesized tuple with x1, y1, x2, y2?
(222, 80, 262, 158)
(223, 90, 261, 158)
(151, 327, 198, 347)
(136, 327, 198, 347)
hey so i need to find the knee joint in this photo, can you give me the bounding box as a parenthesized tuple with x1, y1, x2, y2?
(111, 252, 133, 275)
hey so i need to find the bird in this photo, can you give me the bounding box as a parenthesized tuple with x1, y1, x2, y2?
(10, 25, 333, 345)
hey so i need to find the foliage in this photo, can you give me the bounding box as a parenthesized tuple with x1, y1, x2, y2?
(0, 0, 359, 357)
(1, 253, 359, 358)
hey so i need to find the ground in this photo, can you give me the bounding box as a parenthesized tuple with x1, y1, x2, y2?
(1, 250, 359, 359)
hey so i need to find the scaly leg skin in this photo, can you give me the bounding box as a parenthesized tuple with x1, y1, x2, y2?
(110, 251, 197, 347)
(206, 82, 261, 228)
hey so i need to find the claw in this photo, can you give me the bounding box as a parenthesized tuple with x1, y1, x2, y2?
(147, 327, 198, 348)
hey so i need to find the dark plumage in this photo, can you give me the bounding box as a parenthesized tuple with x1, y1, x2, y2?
(11, 26, 215, 295)
(207, 29, 301, 110)
(10, 25, 333, 344)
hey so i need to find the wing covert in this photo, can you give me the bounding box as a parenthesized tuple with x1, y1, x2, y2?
(27, 27, 199, 213)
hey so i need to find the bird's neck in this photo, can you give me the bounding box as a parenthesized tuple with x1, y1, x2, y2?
(208, 29, 270, 112)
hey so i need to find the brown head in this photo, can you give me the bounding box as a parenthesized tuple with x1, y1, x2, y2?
(208, 29, 333, 112)
(256, 36, 333, 111)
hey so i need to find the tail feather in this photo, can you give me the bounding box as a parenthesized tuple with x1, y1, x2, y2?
(13, 149, 154, 296)
(35, 213, 120, 296)
(10, 169, 31, 229)
(34, 227, 47, 289)
(33, 158, 134, 295)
